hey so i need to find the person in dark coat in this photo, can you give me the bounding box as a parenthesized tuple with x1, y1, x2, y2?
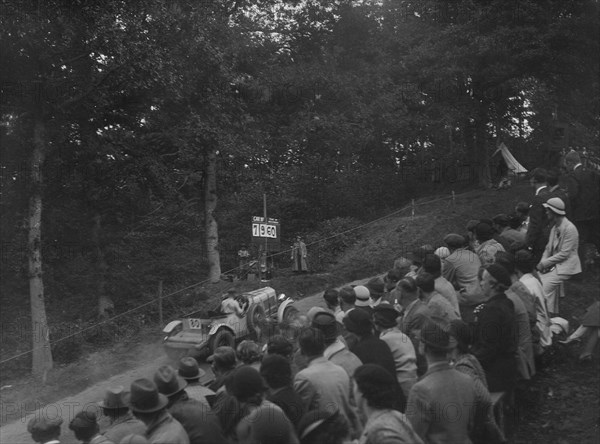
(154, 365, 226, 444)
(471, 264, 518, 392)
(343, 309, 406, 411)
(260, 353, 305, 427)
(526, 168, 550, 262)
(564, 150, 600, 260)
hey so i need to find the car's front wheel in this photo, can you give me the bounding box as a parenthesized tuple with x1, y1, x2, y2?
(210, 329, 235, 352)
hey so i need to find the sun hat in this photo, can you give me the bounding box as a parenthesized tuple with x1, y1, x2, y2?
(543, 197, 566, 215)
(353, 285, 371, 307)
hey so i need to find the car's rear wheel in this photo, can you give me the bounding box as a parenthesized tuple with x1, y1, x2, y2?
(210, 329, 235, 352)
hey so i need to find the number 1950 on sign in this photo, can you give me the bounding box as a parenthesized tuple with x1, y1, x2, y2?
(252, 223, 277, 238)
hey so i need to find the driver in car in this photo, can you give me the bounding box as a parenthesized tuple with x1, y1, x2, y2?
(221, 290, 248, 317)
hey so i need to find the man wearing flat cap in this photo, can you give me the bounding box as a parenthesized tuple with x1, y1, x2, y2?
(537, 197, 581, 315)
(69, 411, 112, 444)
(372, 305, 417, 399)
(406, 319, 490, 444)
(441, 233, 484, 308)
(471, 264, 518, 392)
(125, 378, 189, 444)
(28, 416, 63, 444)
(154, 365, 225, 444)
(99, 386, 145, 444)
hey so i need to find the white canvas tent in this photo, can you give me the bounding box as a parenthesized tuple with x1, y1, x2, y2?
(492, 142, 528, 174)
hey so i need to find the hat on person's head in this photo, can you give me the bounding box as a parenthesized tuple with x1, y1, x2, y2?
(492, 214, 510, 227)
(353, 285, 371, 307)
(27, 416, 63, 435)
(543, 197, 566, 215)
(207, 346, 237, 368)
(307, 306, 330, 323)
(120, 434, 149, 444)
(69, 410, 97, 432)
(419, 319, 453, 351)
(485, 263, 513, 288)
(311, 311, 338, 342)
(153, 365, 187, 398)
(475, 223, 494, 240)
(408, 245, 435, 264)
(228, 366, 267, 402)
(248, 404, 295, 442)
(434, 246, 450, 259)
(515, 201, 530, 214)
(298, 408, 339, 440)
(99, 386, 129, 410)
(466, 219, 480, 233)
(125, 378, 168, 413)
(444, 233, 465, 249)
(266, 335, 293, 356)
(372, 305, 400, 329)
(178, 357, 205, 381)
(343, 308, 373, 335)
(366, 277, 386, 298)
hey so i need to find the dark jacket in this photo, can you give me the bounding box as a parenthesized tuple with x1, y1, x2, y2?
(351, 335, 406, 411)
(169, 394, 226, 444)
(266, 385, 305, 427)
(526, 189, 550, 261)
(472, 292, 518, 392)
(566, 166, 600, 221)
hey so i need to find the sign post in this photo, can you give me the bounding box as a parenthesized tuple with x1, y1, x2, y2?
(252, 195, 280, 281)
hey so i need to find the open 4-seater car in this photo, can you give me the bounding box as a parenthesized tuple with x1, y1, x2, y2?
(162, 287, 298, 361)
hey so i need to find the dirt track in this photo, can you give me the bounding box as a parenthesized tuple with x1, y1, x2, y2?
(0, 278, 370, 444)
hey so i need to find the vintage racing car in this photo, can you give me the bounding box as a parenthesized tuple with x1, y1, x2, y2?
(162, 287, 299, 361)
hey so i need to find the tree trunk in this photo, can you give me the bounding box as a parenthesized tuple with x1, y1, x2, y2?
(29, 117, 53, 380)
(205, 148, 221, 283)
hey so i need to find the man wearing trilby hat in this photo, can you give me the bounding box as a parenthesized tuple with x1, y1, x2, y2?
(536, 197, 581, 315)
(98, 386, 145, 444)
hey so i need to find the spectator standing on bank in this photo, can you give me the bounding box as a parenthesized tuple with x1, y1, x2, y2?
(291, 236, 308, 273)
(564, 150, 600, 261)
(526, 168, 550, 262)
(237, 244, 251, 280)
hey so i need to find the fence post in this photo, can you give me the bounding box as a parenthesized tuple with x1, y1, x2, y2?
(411, 199, 415, 219)
(158, 280, 163, 326)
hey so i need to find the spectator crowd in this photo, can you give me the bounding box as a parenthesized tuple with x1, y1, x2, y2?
(27, 150, 599, 443)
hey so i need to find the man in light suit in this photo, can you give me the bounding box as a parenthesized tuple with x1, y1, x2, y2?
(537, 197, 582, 315)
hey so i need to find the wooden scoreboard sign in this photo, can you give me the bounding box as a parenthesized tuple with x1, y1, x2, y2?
(251, 216, 281, 250)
